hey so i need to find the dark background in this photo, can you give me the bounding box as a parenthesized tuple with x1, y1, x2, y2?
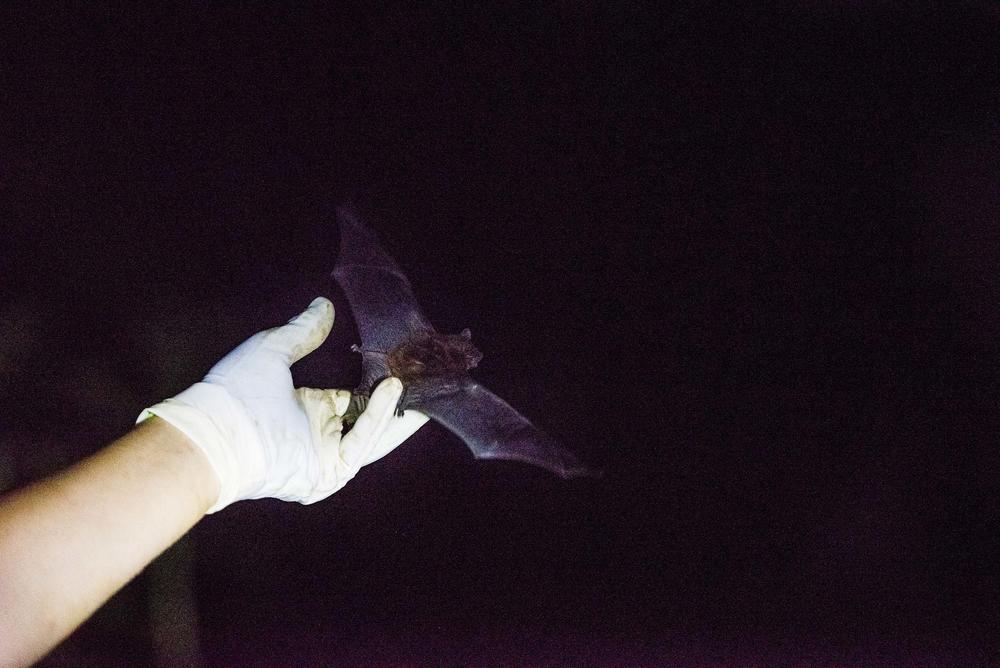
(2, 2, 999, 665)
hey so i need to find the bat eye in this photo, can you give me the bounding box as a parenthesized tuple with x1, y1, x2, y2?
(460, 328, 472, 340)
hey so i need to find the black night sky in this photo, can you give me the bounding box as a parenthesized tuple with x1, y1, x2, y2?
(3, 3, 1000, 665)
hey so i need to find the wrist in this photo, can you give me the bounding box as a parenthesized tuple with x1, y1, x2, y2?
(130, 418, 221, 516)
(137, 382, 263, 512)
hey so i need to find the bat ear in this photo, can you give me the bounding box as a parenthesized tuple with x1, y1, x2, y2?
(460, 328, 472, 340)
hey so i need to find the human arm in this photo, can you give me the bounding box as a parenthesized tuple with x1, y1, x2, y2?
(0, 419, 217, 666)
(0, 297, 427, 666)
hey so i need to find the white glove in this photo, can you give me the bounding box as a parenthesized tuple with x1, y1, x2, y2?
(137, 297, 428, 512)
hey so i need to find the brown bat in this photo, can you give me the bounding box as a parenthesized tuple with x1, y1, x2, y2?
(333, 204, 596, 478)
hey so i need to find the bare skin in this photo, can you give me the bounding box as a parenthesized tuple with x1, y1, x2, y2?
(0, 298, 424, 667)
(0, 418, 219, 667)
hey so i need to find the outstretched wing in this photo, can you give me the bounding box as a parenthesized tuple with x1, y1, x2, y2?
(332, 203, 597, 478)
(333, 204, 435, 392)
(409, 377, 598, 479)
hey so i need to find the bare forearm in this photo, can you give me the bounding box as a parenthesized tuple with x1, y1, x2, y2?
(0, 297, 419, 666)
(0, 419, 219, 667)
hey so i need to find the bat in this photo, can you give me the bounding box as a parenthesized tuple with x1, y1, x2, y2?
(332, 204, 597, 479)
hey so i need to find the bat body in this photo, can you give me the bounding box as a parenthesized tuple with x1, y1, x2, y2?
(332, 205, 594, 478)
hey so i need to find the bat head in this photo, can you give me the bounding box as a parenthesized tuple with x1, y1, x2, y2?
(387, 329, 483, 382)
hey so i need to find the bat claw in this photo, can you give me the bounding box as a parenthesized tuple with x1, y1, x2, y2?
(394, 387, 410, 418)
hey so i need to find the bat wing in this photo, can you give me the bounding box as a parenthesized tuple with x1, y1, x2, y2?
(333, 203, 598, 478)
(333, 204, 435, 391)
(409, 377, 597, 479)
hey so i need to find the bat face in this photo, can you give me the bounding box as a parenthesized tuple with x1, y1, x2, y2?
(333, 203, 599, 479)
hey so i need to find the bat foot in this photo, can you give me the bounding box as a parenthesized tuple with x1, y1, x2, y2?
(393, 392, 407, 417)
(393, 386, 410, 418)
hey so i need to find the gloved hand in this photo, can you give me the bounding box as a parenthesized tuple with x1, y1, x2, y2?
(137, 297, 428, 512)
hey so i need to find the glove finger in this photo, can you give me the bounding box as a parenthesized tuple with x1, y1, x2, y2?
(339, 377, 403, 471)
(267, 297, 335, 365)
(295, 387, 352, 419)
(294, 387, 349, 504)
(363, 408, 430, 466)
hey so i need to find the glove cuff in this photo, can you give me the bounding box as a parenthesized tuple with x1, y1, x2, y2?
(137, 382, 263, 513)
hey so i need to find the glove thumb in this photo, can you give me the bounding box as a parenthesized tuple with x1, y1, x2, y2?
(266, 297, 335, 365)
